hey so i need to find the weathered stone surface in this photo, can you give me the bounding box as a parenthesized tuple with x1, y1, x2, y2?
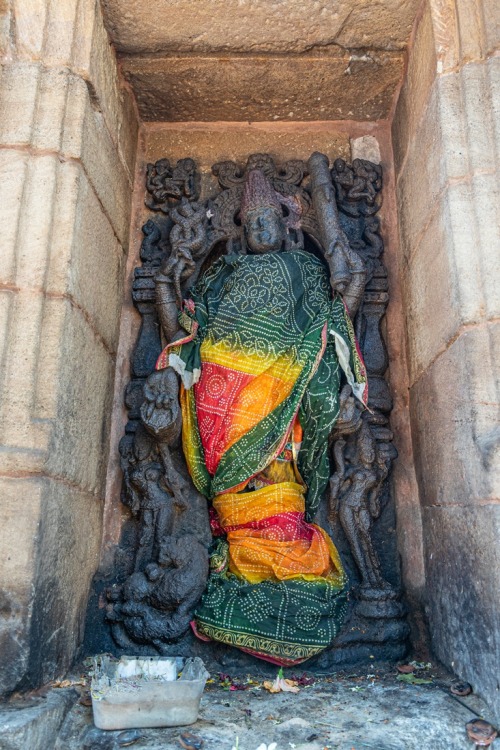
(410, 322, 500, 508)
(423, 503, 500, 723)
(87, 1, 139, 181)
(350, 135, 381, 163)
(395, 52, 500, 383)
(145, 124, 353, 165)
(0, 1, 11, 58)
(0, 288, 52, 456)
(0, 291, 13, 379)
(31, 67, 73, 152)
(490, 56, 500, 165)
(0, 478, 41, 694)
(0, 0, 138, 700)
(41, 0, 80, 66)
(395, 83, 443, 260)
(9, 154, 59, 291)
(1, 5, 139, 223)
(0, 62, 70, 152)
(10, 0, 414, 124)
(0, 688, 77, 750)
(0, 155, 124, 448)
(99, 0, 422, 121)
(469, 172, 500, 321)
(102, 0, 420, 55)
(0, 269, 121, 696)
(402, 175, 499, 382)
(0, 153, 124, 465)
(403, 209, 461, 383)
(429, 0, 500, 74)
(395, 57, 500, 265)
(11, 0, 47, 58)
(0, 149, 28, 286)
(56, 672, 500, 750)
(459, 60, 499, 175)
(381, 138, 427, 631)
(392, 3, 437, 174)
(437, 70, 480, 182)
(0, 62, 40, 146)
(27, 478, 103, 687)
(45, 163, 125, 352)
(123, 53, 404, 122)
(436, 59, 499, 185)
(0, 62, 136, 247)
(119, 84, 140, 180)
(443, 176, 500, 325)
(62, 75, 133, 247)
(392, 8, 500, 721)
(42, 299, 116, 495)
(0, 476, 103, 696)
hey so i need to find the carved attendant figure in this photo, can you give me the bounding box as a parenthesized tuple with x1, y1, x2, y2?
(329, 418, 392, 592)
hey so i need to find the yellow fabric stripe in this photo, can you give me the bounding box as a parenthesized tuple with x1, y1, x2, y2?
(180, 385, 201, 480)
(201, 338, 302, 381)
(214, 481, 305, 527)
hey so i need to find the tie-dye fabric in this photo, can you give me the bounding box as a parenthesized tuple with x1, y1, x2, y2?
(157, 249, 367, 665)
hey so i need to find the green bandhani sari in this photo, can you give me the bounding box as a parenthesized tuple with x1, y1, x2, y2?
(157, 249, 367, 665)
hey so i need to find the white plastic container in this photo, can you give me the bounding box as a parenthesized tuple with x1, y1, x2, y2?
(91, 655, 209, 730)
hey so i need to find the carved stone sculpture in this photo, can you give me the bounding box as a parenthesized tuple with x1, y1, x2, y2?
(330, 415, 393, 592)
(107, 535, 208, 650)
(105, 153, 409, 665)
(307, 152, 366, 315)
(146, 158, 199, 212)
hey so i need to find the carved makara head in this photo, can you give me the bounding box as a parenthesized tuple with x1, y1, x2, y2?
(240, 169, 286, 254)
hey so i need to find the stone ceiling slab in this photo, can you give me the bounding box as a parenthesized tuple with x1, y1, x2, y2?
(101, 0, 418, 121)
(122, 52, 404, 121)
(102, 0, 420, 55)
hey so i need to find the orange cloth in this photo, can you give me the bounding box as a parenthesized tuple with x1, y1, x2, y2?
(213, 482, 345, 586)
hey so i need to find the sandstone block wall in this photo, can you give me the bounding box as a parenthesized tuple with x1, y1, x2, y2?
(392, 0, 500, 720)
(0, 0, 138, 693)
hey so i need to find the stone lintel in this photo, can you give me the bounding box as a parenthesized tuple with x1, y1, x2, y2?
(122, 53, 405, 122)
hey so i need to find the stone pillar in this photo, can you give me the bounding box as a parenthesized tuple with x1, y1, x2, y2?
(392, 0, 499, 720)
(0, 0, 138, 693)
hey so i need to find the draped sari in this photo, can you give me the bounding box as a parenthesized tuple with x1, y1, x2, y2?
(157, 249, 367, 665)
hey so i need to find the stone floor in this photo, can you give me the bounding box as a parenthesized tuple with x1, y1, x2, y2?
(2, 662, 499, 750)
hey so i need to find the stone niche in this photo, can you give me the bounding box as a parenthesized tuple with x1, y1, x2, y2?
(84, 124, 412, 674)
(1, 0, 498, 730)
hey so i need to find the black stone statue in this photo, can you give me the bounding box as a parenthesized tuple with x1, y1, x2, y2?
(101, 152, 409, 665)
